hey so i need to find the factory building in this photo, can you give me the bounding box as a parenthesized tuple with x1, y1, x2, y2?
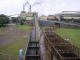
(61, 11, 80, 19)
(39, 15, 48, 20)
(19, 11, 38, 20)
(47, 15, 57, 21)
(56, 11, 80, 19)
(55, 11, 80, 23)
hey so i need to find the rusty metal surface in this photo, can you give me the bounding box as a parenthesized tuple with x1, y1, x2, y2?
(44, 27, 80, 60)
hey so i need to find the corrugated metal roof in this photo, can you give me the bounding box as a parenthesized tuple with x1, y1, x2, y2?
(62, 14, 80, 17)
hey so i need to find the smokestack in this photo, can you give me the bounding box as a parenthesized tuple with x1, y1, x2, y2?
(23, 4, 25, 11)
(30, 5, 31, 12)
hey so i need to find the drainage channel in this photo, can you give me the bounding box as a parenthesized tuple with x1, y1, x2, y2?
(25, 27, 41, 60)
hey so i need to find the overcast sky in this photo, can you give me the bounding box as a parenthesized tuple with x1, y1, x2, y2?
(0, 0, 80, 16)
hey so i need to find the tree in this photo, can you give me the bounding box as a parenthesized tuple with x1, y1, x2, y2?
(20, 19, 24, 25)
(12, 17, 19, 23)
(0, 14, 9, 26)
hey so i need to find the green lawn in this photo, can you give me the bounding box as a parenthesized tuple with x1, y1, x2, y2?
(55, 28, 80, 48)
(0, 25, 32, 60)
(0, 37, 27, 56)
(0, 37, 28, 60)
(0, 26, 11, 30)
(17, 25, 32, 31)
(40, 27, 46, 30)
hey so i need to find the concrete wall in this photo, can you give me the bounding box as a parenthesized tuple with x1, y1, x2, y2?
(60, 23, 80, 29)
(25, 20, 80, 29)
(38, 20, 55, 27)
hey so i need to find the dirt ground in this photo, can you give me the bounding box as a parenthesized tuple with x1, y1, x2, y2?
(0, 25, 30, 48)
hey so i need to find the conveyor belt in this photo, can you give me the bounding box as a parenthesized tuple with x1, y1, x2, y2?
(25, 27, 41, 60)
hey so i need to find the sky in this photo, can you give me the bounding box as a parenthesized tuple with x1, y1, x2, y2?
(0, 0, 80, 16)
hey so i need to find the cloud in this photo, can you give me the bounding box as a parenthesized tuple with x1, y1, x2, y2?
(33, 0, 80, 15)
(0, 0, 23, 15)
(0, 0, 80, 16)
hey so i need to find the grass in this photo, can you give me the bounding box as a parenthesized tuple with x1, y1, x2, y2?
(0, 37, 28, 60)
(40, 27, 46, 30)
(55, 28, 80, 48)
(17, 25, 32, 31)
(0, 33, 10, 36)
(0, 26, 11, 30)
(0, 25, 31, 60)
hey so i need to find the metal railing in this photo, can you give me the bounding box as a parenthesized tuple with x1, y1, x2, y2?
(44, 27, 80, 60)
